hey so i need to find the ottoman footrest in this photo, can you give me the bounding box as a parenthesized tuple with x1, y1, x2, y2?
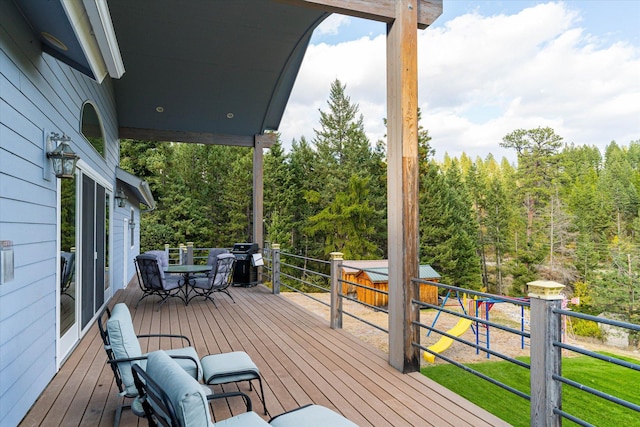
(201, 351, 267, 415)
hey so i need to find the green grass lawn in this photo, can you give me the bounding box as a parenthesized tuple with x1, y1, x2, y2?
(421, 352, 640, 427)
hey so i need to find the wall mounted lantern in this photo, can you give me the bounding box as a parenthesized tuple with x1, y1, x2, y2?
(47, 133, 79, 179)
(114, 188, 128, 207)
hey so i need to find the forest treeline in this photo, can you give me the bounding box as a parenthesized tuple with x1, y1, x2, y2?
(120, 79, 640, 322)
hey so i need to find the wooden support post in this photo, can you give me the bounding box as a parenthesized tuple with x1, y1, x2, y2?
(386, 0, 420, 373)
(186, 242, 194, 265)
(330, 252, 344, 329)
(179, 244, 185, 265)
(528, 281, 564, 427)
(253, 136, 264, 283)
(271, 244, 281, 294)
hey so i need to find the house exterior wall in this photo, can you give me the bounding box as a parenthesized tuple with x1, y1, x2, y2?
(0, 1, 131, 424)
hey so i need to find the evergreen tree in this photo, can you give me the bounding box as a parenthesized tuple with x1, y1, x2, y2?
(264, 138, 295, 247)
(313, 79, 374, 202)
(419, 160, 481, 289)
(306, 176, 379, 259)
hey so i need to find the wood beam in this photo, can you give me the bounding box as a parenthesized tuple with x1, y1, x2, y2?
(279, 0, 442, 29)
(253, 135, 265, 253)
(118, 127, 277, 148)
(386, 0, 420, 373)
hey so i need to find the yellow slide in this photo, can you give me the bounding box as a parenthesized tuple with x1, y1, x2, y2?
(423, 318, 473, 363)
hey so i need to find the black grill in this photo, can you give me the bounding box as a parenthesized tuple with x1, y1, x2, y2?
(231, 243, 259, 286)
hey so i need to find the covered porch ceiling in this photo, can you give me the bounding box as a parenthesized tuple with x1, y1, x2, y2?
(14, 0, 442, 146)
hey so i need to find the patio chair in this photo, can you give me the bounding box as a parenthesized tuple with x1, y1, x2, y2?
(60, 251, 75, 300)
(135, 253, 184, 310)
(188, 253, 236, 305)
(98, 303, 202, 427)
(99, 303, 267, 421)
(132, 350, 359, 427)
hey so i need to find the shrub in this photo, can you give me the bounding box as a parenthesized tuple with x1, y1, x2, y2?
(571, 318, 603, 339)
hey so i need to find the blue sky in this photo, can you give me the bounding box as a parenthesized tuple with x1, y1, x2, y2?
(280, 1, 640, 161)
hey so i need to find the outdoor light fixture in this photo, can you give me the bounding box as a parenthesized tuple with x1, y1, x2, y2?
(47, 132, 79, 179)
(114, 188, 128, 207)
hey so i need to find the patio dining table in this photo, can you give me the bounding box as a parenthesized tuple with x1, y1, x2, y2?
(164, 264, 212, 303)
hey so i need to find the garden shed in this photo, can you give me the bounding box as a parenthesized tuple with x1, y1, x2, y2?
(343, 260, 440, 307)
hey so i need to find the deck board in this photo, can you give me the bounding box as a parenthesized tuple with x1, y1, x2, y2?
(19, 284, 510, 426)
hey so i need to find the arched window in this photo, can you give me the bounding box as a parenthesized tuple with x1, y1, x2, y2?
(81, 102, 105, 157)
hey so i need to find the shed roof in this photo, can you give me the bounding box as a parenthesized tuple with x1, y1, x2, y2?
(348, 262, 440, 282)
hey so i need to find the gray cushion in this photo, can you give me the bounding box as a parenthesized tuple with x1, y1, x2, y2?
(206, 248, 229, 267)
(145, 250, 168, 279)
(269, 405, 359, 427)
(146, 350, 213, 427)
(145, 250, 169, 268)
(107, 303, 202, 395)
(202, 351, 259, 385)
(107, 303, 143, 395)
(161, 346, 203, 382)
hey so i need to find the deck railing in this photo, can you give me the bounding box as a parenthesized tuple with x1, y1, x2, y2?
(263, 245, 640, 426)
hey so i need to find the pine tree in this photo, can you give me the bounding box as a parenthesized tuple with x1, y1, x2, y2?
(306, 176, 379, 259)
(313, 79, 374, 201)
(264, 138, 295, 247)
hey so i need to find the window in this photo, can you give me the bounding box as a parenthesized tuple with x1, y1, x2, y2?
(80, 102, 105, 157)
(130, 208, 135, 248)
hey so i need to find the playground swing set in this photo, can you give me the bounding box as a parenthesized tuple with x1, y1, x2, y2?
(423, 290, 529, 363)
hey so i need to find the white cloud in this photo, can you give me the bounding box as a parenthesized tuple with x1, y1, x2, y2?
(314, 14, 351, 36)
(279, 2, 640, 162)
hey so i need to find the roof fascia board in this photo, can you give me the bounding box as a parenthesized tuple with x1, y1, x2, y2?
(81, 0, 125, 78)
(61, 0, 124, 82)
(116, 167, 156, 210)
(120, 127, 276, 148)
(278, 0, 442, 29)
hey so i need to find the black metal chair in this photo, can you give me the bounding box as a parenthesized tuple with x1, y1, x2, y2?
(132, 350, 258, 427)
(97, 304, 202, 427)
(132, 350, 358, 427)
(135, 253, 185, 310)
(60, 251, 75, 300)
(188, 253, 236, 306)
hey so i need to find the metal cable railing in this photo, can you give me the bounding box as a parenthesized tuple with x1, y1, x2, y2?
(261, 247, 640, 425)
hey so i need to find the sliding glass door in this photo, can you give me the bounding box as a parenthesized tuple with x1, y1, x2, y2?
(58, 169, 111, 361)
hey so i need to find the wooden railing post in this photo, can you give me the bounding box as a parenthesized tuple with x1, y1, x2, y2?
(186, 242, 194, 264)
(271, 244, 281, 294)
(528, 280, 565, 427)
(178, 244, 185, 264)
(330, 252, 344, 329)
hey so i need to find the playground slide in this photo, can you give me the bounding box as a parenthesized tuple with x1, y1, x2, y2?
(423, 318, 473, 363)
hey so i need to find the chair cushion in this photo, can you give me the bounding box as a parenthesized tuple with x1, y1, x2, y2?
(161, 346, 204, 382)
(163, 275, 183, 290)
(145, 250, 169, 268)
(202, 351, 259, 385)
(107, 303, 143, 395)
(206, 248, 229, 267)
(269, 405, 359, 427)
(146, 350, 214, 427)
(213, 411, 269, 427)
(145, 250, 168, 279)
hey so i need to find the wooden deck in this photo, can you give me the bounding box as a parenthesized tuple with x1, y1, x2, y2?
(19, 284, 510, 426)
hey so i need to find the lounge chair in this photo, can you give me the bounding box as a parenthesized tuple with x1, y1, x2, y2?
(135, 253, 184, 310)
(98, 304, 202, 426)
(188, 253, 236, 305)
(98, 303, 267, 423)
(132, 350, 358, 427)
